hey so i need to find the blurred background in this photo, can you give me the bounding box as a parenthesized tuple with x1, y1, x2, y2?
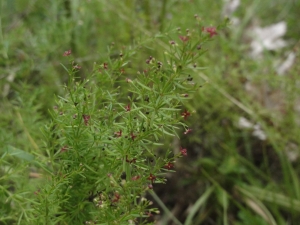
(1, 0, 300, 224)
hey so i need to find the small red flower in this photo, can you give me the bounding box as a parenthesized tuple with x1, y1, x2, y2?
(63, 49, 71, 56)
(164, 162, 174, 170)
(181, 109, 191, 120)
(180, 147, 187, 156)
(125, 104, 131, 112)
(112, 193, 120, 203)
(203, 26, 218, 38)
(60, 146, 68, 153)
(73, 65, 81, 70)
(131, 175, 140, 181)
(179, 36, 189, 42)
(169, 40, 176, 45)
(103, 62, 108, 69)
(147, 173, 156, 184)
(130, 132, 137, 141)
(184, 128, 192, 135)
(114, 130, 122, 137)
(82, 114, 91, 126)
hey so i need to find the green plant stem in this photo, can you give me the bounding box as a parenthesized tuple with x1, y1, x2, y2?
(184, 186, 215, 225)
(149, 190, 183, 225)
(143, 0, 151, 30)
(0, 0, 8, 59)
(159, 0, 167, 31)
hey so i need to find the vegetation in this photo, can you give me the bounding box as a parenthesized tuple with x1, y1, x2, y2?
(1, 0, 300, 224)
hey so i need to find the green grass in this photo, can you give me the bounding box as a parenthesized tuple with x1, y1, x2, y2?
(1, 0, 300, 224)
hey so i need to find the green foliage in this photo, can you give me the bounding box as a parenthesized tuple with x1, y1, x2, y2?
(2, 13, 217, 222)
(34, 27, 213, 224)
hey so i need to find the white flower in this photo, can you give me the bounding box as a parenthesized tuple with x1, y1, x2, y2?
(238, 117, 267, 140)
(250, 21, 287, 58)
(238, 117, 254, 129)
(252, 124, 267, 140)
(276, 51, 296, 75)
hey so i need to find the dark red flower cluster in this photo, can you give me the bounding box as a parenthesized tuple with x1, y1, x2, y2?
(180, 147, 187, 156)
(203, 26, 218, 38)
(181, 109, 191, 120)
(125, 104, 131, 112)
(130, 132, 137, 141)
(164, 162, 174, 170)
(179, 36, 189, 42)
(60, 145, 68, 153)
(103, 62, 108, 69)
(63, 49, 71, 56)
(82, 114, 90, 126)
(145, 56, 153, 64)
(147, 173, 156, 184)
(114, 130, 122, 137)
(112, 193, 120, 203)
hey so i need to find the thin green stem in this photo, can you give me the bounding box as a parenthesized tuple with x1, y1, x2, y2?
(0, 0, 8, 58)
(159, 0, 167, 31)
(149, 190, 183, 225)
